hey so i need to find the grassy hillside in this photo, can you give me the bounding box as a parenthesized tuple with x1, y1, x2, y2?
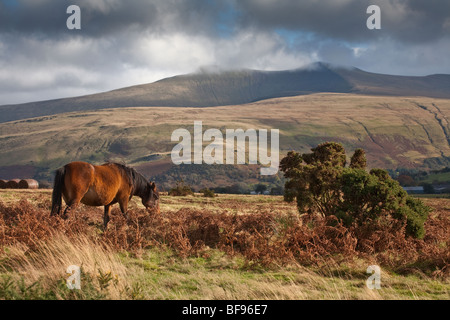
(0, 93, 449, 186)
(2, 63, 450, 123)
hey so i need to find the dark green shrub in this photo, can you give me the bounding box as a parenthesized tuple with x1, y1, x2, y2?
(168, 180, 194, 196)
(421, 183, 435, 194)
(199, 188, 215, 198)
(280, 142, 431, 238)
(398, 196, 430, 239)
(254, 183, 266, 194)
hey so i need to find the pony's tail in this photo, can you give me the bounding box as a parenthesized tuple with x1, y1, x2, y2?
(51, 167, 65, 216)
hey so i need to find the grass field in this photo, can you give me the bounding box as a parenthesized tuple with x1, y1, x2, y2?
(0, 189, 448, 300)
(420, 171, 450, 184)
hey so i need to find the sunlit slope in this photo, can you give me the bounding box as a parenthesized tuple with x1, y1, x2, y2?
(1, 94, 449, 178)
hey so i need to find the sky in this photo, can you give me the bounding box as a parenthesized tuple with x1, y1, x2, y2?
(1, 0, 450, 104)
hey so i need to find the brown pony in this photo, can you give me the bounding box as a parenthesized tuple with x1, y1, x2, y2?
(51, 161, 159, 229)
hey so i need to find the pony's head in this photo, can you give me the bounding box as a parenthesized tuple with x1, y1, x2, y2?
(142, 181, 160, 213)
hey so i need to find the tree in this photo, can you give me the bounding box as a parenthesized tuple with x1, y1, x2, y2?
(397, 174, 416, 186)
(255, 183, 267, 194)
(270, 186, 284, 195)
(350, 148, 366, 169)
(279, 142, 430, 238)
(421, 183, 435, 194)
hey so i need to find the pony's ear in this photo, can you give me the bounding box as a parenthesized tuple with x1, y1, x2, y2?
(150, 181, 156, 190)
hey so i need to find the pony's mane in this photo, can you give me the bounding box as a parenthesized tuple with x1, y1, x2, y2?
(108, 162, 148, 196)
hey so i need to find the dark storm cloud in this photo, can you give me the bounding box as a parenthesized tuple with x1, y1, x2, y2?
(1, 0, 448, 43)
(236, 0, 370, 42)
(0, 0, 238, 38)
(235, 0, 450, 43)
(0, 0, 157, 37)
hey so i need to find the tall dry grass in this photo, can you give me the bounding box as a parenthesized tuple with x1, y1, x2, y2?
(0, 200, 131, 299)
(0, 196, 448, 299)
(2, 234, 129, 299)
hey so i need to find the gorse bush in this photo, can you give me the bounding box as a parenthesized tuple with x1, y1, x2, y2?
(199, 188, 215, 198)
(280, 142, 431, 239)
(168, 179, 194, 196)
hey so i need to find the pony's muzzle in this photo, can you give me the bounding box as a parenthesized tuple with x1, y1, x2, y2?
(145, 202, 160, 214)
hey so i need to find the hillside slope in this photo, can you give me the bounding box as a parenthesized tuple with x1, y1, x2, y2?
(2, 63, 450, 123)
(1, 94, 449, 187)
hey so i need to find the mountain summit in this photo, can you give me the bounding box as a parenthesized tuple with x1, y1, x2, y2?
(2, 62, 450, 123)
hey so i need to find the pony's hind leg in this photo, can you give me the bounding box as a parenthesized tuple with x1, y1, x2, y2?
(61, 189, 84, 219)
(103, 204, 112, 230)
(62, 201, 80, 219)
(61, 186, 91, 220)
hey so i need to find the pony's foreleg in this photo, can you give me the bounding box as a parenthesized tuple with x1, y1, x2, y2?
(103, 205, 112, 230)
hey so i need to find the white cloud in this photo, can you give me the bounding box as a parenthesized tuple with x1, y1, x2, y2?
(0, 27, 318, 104)
(213, 31, 313, 70)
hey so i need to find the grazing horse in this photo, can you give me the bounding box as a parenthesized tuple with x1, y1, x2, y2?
(51, 161, 160, 229)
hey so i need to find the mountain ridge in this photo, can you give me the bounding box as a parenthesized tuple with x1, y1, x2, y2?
(2, 62, 450, 123)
